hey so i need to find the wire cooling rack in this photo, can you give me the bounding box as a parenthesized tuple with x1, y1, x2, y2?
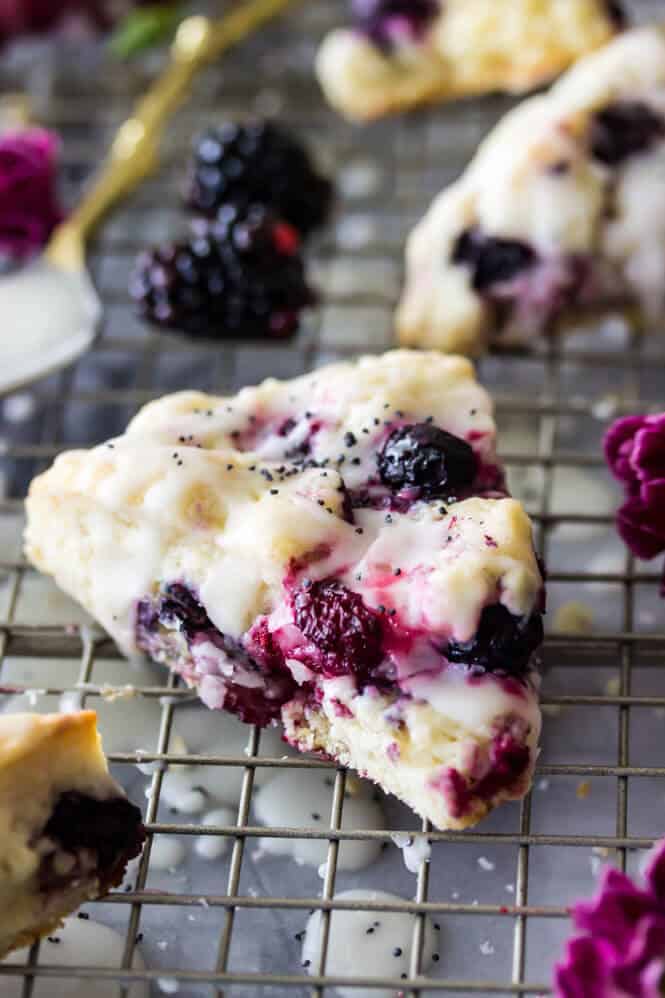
(1, 1, 665, 995)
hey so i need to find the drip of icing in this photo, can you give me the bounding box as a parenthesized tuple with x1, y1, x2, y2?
(390, 832, 431, 874)
(157, 980, 179, 995)
(168, 706, 291, 805)
(148, 836, 187, 871)
(194, 807, 235, 860)
(301, 889, 438, 998)
(0, 917, 148, 997)
(254, 770, 384, 871)
(0, 258, 99, 395)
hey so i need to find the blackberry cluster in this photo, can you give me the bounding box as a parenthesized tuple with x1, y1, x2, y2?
(378, 422, 477, 499)
(130, 204, 313, 340)
(184, 121, 332, 238)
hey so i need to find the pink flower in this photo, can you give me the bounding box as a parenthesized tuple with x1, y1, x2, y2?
(0, 2, 153, 43)
(0, 128, 63, 260)
(604, 414, 665, 564)
(555, 840, 665, 997)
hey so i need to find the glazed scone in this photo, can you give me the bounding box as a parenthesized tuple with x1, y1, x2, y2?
(25, 352, 545, 830)
(397, 24, 665, 355)
(0, 711, 145, 958)
(316, 0, 624, 122)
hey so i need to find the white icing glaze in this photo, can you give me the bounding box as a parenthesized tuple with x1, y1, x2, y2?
(254, 769, 384, 871)
(148, 836, 186, 872)
(193, 807, 235, 860)
(390, 833, 432, 874)
(1, 916, 148, 998)
(404, 668, 541, 738)
(169, 706, 290, 804)
(302, 889, 438, 998)
(0, 259, 100, 396)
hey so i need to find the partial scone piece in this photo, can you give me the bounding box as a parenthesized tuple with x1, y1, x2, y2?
(0, 711, 145, 957)
(316, 0, 623, 122)
(397, 25, 665, 356)
(25, 351, 545, 830)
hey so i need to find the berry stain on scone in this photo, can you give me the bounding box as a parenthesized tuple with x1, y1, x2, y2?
(397, 25, 665, 355)
(25, 352, 544, 830)
(316, 0, 623, 122)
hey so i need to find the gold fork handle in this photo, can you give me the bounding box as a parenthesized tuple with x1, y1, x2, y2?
(59, 0, 296, 247)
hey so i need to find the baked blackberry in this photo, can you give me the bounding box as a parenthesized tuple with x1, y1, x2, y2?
(590, 101, 665, 167)
(377, 422, 477, 499)
(445, 604, 544, 678)
(452, 228, 537, 293)
(184, 121, 332, 238)
(129, 204, 314, 340)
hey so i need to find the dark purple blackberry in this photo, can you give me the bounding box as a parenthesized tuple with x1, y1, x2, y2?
(130, 204, 313, 340)
(604, 0, 627, 28)
(159, 582, 211, 638)
(377, 423, 477, 499)
(292, 579, 384, 681)
(351, 0, 438, 51)
(184, 121, 332, 238)
(452, 228, 537, 292)
(590, 101, 665, 166)
(445, 604, 544, 678)
(39, 791, 145, 892)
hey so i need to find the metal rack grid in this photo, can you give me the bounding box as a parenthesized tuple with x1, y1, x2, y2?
(1, 1, 665, 995)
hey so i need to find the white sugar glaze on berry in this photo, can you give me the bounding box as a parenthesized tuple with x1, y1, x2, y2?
(398, 25, 665, 355)
(301, 889, 438, 998)
(25, 351, 544, 830)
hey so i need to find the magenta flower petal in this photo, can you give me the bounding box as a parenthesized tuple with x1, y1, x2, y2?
(554, 840, 665, 997)
(604, 414, 665, 569)
(644, 840, 665, 902)
(573, 868, 660, 947)
(605, 416, 648, 485)
(0, 128, 63, 260)
(617, 496, 665, 561)
(632, 421, 665, 483)
(555, 936, 614, 998)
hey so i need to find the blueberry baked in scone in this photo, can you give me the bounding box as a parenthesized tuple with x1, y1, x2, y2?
(25, 352, 545, 830)
(397, 25, 665, 356)
(316, 0, 624, 122)
(0, 711, 145, 958)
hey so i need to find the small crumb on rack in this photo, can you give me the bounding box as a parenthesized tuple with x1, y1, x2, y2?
(576, 781, 591, 800)
(553, 601, 594, 635)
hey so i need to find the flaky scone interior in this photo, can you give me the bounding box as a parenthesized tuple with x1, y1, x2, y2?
(26, 351, 545, 830)
(0, 711, 145, 958)
(316, 0, 623, 122)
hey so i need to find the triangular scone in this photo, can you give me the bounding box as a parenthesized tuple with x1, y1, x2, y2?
(316, 0, 623, 121)
(26, 352, 545, 831)
(0, 712, 145, 957)
(397, 25, 665, 355)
